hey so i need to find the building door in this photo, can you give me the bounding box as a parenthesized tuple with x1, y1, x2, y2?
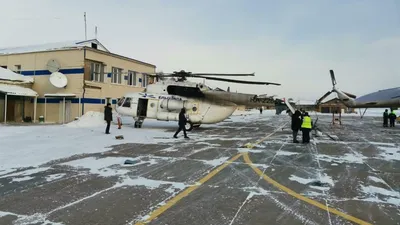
(0, 98, 4, 122)
(14, 99, 24, 122)
(59, 100, 72, 123)
(137, 98, 148, 117)
(7, 99, 15, 121)
(321, 107, 330, 113)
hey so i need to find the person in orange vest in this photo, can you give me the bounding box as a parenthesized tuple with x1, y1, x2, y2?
(301, 112, 312, 144)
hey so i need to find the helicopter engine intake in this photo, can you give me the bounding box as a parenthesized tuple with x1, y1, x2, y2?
(160, 99, 190, 111)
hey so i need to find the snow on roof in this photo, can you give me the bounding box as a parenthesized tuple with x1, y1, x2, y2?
(0, 84, 38, 97)
(296, 100, 316, 105)
(0, 39, 109, 55)
(0, 67, 33, 83)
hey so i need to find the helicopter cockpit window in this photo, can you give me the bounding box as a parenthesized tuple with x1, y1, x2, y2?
(122, 97, 131, 108)
(117, 97, 125, 107)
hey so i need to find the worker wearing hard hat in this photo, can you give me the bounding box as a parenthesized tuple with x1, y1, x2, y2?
(301, 112, 312, 143)
(389, 109, 397, 127)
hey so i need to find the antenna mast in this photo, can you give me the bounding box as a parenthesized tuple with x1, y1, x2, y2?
(95, 26, 98, 39)
(84, 12, 87, 40)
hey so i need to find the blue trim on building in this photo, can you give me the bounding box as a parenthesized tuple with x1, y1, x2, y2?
(107, 73, 112, 78)
(31, 97, 108, 104)
(21, 68, 84, 76)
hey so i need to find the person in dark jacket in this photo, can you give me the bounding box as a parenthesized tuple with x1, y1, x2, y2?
(383, 109, 389, 127)
(389, 109, 397, 127)
(173, 108, 189, 138)
(291, 110, 302, 143)
(104, 103, 113, 134)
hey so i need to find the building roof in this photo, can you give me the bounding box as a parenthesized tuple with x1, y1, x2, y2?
(0, 39, 156, 68)
(296, 100, 316, 106)
(0, 84, 38, 97)
(0, 39, 109, 55)
(0, 67, 33, 83)
(320, 97, 343, 104)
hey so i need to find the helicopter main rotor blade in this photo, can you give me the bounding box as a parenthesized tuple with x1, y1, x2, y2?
(195, 75, 281, 86)
(329, 69, 337, 86)
(189, 73, 255, 77)
(343, 91, 357, 99)
(316, 91, 333, 105)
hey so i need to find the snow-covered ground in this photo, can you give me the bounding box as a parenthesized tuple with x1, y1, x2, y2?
(0, 109, 261, 176)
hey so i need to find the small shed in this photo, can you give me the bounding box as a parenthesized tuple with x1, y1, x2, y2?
(0, 67, 38, 123)
(295, 100, 317, 112)
(318, 98, 355, 114)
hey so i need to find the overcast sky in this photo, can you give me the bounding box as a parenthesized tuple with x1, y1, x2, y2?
(0, 0, 399, 101)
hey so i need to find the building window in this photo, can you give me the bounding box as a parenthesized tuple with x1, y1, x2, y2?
(112, 67, 122, 84)
(128, 71, 136, 86)
(122, 97, 131, 107)
(90, 62, 104, 82)
(14, 65, 21, 74)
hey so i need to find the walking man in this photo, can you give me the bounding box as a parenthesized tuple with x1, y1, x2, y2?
(301, 112, 312, 144)
(104, 103, 112, 134)
(389, 109, 397, 127)
(383, 109, 389, 127)
(291, 110, 302, 143)
(173, 108, 189, 139)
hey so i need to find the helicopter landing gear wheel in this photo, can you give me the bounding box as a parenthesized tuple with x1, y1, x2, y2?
(185, 122, 193, 131)
(134, 121, 143, 128)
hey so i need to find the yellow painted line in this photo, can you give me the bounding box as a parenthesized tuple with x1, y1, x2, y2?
(134, 153, 244, 225)
(243, 152, 372, 225)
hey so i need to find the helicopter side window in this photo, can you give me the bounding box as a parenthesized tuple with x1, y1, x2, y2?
(122, 97, 131, 107)
(117, 97, 125, 106)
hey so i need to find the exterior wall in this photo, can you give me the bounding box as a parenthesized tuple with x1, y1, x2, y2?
(81, 49, 156, 115)
(0, 47, 156, 123)
(0, 49, 85, 123)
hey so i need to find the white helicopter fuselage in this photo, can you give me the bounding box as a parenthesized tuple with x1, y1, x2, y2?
(115, 80, 238, 127)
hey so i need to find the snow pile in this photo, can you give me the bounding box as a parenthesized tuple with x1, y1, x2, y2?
(65, 111, 105, 128)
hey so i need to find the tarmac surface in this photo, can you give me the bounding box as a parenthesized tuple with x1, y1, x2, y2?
(0, 113, 399, 225)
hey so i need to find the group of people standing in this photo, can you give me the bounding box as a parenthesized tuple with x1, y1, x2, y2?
(291, 109, 313, 144)
(383, 109, 397, 127)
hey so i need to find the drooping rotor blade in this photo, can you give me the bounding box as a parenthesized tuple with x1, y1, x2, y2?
(195, 75, 281, 86)
(317, 91, 333, 104)
(343, 91, 357, 99)
(189, 73, 255, 77)
(143, 72, 175, 76)
(329, 70, 337, 86)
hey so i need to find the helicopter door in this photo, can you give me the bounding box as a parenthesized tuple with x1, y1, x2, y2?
(137, 98, 148, 117)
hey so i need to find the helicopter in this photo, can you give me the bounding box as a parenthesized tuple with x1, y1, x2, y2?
(115, 70, 281, 130)
(317, 70, 400, 118)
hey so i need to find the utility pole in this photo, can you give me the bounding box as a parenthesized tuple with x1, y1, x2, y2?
(95, 26, 98, 39)
(84, 12, 87, 40)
